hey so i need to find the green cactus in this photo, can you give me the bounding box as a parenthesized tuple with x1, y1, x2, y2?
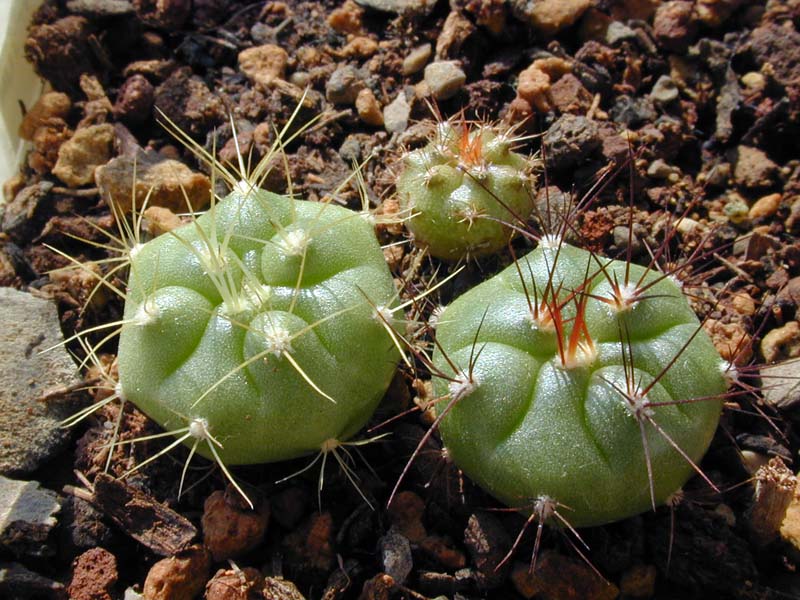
(116, 184, 400, 469)
(430, 241, 726, 528)
(396, 121, 536, 260)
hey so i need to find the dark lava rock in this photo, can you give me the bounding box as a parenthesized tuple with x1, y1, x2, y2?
(542, 114, 601, 170)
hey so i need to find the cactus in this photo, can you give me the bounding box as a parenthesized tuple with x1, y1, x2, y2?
(429, 240, 726, 528)
(396, 120, 536, 260)
(116, 183, 400, 471)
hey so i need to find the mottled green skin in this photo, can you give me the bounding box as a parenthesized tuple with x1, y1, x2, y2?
(118, 188, 399, 464)
(433, 244, 725, 527)
(397, 123, 535, 260)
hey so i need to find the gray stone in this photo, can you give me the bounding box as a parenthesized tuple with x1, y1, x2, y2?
(0, 288, 79, 476)
(0, 476, 61, 558)
(605, 21, 637, 45)
(384, 92, 411, 133)
(379, 529, 413, 584)
(402, 43, 432, 76)
(542, 114, 601, 170)
(610, 95, 656, 128)
(424, 61, 466, 101)
(326, 65, 365, 105)
(0, 562, 65, 599)
(650, 75, 679, 104)
(761, 361, 800, 409)
(66, 0, 134, 16)
(354, 0, 437, 16)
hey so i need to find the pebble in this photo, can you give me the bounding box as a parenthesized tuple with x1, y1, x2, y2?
(52, 124, 115, 187)
(436, 11, 476, 60)
(383, 91, 411, 133)
(653, 1, 697, 52)
(548, 73, 593, 114)
(605, 20, 637, 45)
(0, 562, 66, 599)
(761, 322, 800, 363)
(205, 567, 263, 600)
(202, 489, 270, 562)
(356, 88, 384, 127)
(67, 0, 134, 16)
(379, 530, 413, 584)
(749, 192, 781, 219)
(402, 43, 432, 76)
(67, 547, 118, 600)
(0, 288, 79, 476)
(610, 95, 656, 128)
(511, 0, 592, 36)
(741, 71, 766, 93)
(354, 0, 437, 16)
(95, 149, 211, 213)
(262, 577, 305, 600)
(761, 360, 800, 409)
(326, 64, 365, 105)
(153, 68, 225, 137)
(787, 197, 800, 233)
(2, 181, 54, 242)
(542, 114, 601, 170)
(24, 16, 95, 93)
(463, 512, 511, 588)
(0, 476, 61, 558)
(424, 61, 467, 100)
(327, 0, 363, 34)
(703, 317, 753, 365)
(647, 158, 680, 180)
(733, 146, 779, 190)
(650, 74, 679, 104)
(18, 92, 72, 141)
(133, 0, 190, 28)
(113, 74, 154, 124)
(142, 545, 210, 600)
(511, 552, 619, 600)
(238, 44, 289, 89)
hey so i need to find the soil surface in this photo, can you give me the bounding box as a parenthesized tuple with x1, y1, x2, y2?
(3, 0, 800, 599)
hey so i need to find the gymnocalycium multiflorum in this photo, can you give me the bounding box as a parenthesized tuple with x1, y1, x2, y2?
(117, 184, 400, 472)
(431, 241, 726, 528)
(396, 120, 536, 260)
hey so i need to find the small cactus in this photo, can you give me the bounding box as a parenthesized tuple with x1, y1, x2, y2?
(117, 184, 400, 468)
(430, 241, 726, 527)
(396, 120, 536, 259)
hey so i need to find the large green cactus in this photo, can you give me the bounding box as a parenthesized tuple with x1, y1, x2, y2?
(432, 242, 726, 527)
(117, 185, 400, 466)
(396, 121, 536, 260)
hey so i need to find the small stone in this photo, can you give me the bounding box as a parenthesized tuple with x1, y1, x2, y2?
(647, 158, 680, 180)
(733, 146, 778, 190)
(511, 0, 592, 36)
(0, 289, 79, 475)
(511, 552, 618, 600)
(143, 206, 183, 236)
(132, 0, 190, 28)
(262, 577, 305, 600)
(730, 292, 756, 316)
(761, 322, 800, 363)
(205, 567, 264, 600)
(703, 317, 753, 365)
(95, 149, 211, 213)
(52, 124, 115, 187)
(619, 564, 657, 598)
(326, 65, 365, 105)
(424, 61, 466, 100)
(383, 92, 411, 133)
(741, 71, 766, 93)
(610, 95, 656, 128)
(202, 489, 270, 562)
(463, 512, 511, 588)
(542, 114, 601, 170)
(379, 530, 413, 584)
(2, 181, 53, 241)
(353, 0, 437, 16)
(548, 73, 592, 114)
(787, 197, 800, 233)
(238, 45, 289, 89)
(283, 512, 335, 573)
(761, 361, 800, 409)
(113, 75, 155, 124)
(0, 562, 65, 599)
(18, 92, 72, 141)
(343, 36, 378, 58)
(356, 89, 384, 127)
(749, 193, 781, 219)
(650, 75, 679, 104)
(605, 20, 637, 45)
(436, 11, 476, 60)
(419, 535, 467, 570)
(387, 491, 426, 542)
(328, 0, 363, 34)
(0, 476, 61, 558)
(402, 44, 432, 76)
(142, 545, 210, 600)
(25, 16, 95, 93)
(653, 1, 697, 52)
(66, 0, 134, 17)
(67, 548, 118, 600)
